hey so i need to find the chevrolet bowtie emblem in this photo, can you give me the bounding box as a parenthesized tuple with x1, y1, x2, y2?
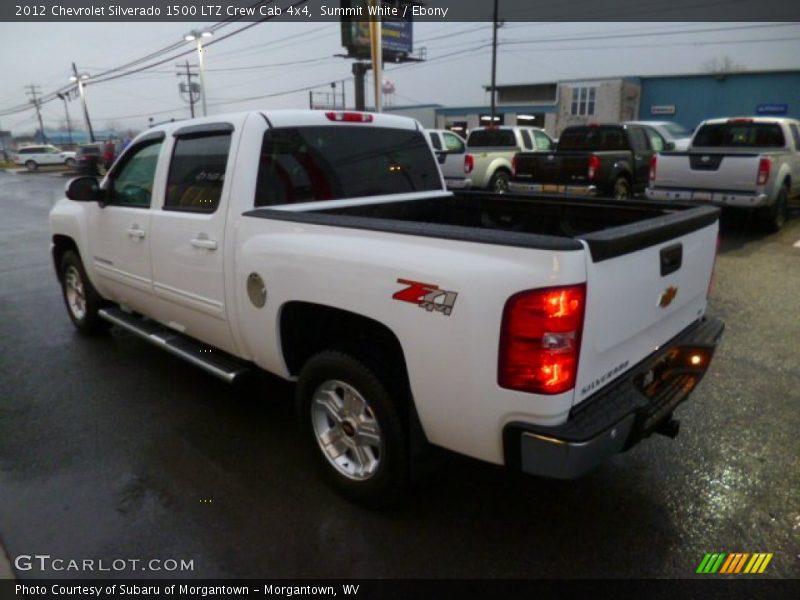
(659, 286, 678, 308)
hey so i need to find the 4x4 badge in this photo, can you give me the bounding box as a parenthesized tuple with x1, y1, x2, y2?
(393, 279, 458, 316)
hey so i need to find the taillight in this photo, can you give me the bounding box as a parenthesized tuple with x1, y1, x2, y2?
(511, 154, 517, 177)
(587, 155, 600, 181)
(465, 153, 474, 174)
(498, 284, 586, 395)
(756, 158, 771, 186)
(649, 155, 657, 182)
(325, 111, 373, 123)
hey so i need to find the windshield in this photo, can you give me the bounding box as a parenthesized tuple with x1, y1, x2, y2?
(662, 123, 691, 137)
(693, 122, 785, 148)
(467, 129, 516, 148)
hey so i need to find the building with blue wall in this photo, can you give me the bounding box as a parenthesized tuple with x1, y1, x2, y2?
(638, 69, 800, 130)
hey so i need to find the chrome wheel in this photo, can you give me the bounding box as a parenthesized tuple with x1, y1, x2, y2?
(64, 265, 87, 321)
(311, 379, 383, 481)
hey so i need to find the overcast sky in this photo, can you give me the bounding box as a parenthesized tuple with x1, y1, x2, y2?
(1, 21, 799, 135)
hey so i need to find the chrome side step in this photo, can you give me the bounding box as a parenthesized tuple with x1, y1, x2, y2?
(98, 307, 251, 383)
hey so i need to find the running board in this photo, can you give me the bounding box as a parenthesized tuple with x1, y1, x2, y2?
(98, 307, 252, 383)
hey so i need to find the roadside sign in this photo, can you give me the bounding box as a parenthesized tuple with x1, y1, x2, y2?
(756, 104, 788, 115)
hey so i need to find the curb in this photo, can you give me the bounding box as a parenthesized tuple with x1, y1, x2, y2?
(0, 538, 14, 580)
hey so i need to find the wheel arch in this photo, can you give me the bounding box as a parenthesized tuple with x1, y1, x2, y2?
(52, 234, 80, 281)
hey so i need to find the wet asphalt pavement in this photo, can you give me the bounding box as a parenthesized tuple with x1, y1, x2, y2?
(0, 170, 798, 580)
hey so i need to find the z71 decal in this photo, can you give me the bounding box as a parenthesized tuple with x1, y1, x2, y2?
(393, 279, 458, 316)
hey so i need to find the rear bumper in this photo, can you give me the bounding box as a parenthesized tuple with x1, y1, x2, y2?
(646, 187, 769, 208)
(445, 177, 471, 190)
(509, 181, 599, 196)
(504, 316, 725, 479)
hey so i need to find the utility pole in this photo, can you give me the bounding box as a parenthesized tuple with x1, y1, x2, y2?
(55, 92, 73, 147)
(25, 85, 47, 143)
(177, 60, 199, 118)
(490, 0, 499, 125)
(352, 63, 371, 111)
(71, 63, 95, 142)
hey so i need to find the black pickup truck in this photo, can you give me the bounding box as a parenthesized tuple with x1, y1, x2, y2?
(509, 124, 672, 199)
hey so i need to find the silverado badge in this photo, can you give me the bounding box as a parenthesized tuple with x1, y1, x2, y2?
(659, 286, 678, 308)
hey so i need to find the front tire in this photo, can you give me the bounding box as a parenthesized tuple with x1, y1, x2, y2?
(296, 351, 408, 506)
(489, 170, 510, 193)
(25, 160, 37, 171)
(59, 250, 108, 335)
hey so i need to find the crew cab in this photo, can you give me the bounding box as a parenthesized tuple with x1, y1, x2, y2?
(425, 128, 471, 189)
(647, 117, 800, 231)
(14, 144, 77, 171)
(466, 126, 554, 192)
(510, 123, 671, 199)
(50, 110, 723, 504)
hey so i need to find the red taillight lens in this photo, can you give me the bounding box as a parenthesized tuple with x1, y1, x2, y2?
(465, 153, 474, 174)
(511, 154, 517, 177)
(649, 155, 657, 182)
(325, 111, 373, 123)
(498, 284, 586, 395)
(756, 158, 771, 186)
(587, 155, 600, 181)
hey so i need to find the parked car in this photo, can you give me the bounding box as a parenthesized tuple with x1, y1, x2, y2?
(76, 143, 106, 176)
(647, 116, 800, 231)
(50, 110, 723, 504)
(425, 129, 471, 189)
(466, 126, 554, 192)
(510, 123, 671, 199)
(13, 144, 77, 171)
(625, 120, 693, 151)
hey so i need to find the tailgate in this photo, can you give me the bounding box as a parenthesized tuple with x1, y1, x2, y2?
(573, 207, 719, 406)
(655, 152, 760, 192)
(516, 152, 590, 185)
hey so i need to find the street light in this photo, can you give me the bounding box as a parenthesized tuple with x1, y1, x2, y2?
(184, 29, 213, 117)
(70, 66, 95, 142)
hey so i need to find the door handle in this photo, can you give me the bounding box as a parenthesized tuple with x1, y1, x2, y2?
(190, 237, 218, 250)
(126, 226, 146, 239)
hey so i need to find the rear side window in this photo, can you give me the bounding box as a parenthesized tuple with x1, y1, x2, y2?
(164, 133, 232, 213)
(519, 129, 533, 150)
(428, 132, 442, 150)
(443, 132, 465, 153)
(693, 123, 785, 148)
(557, 127, 628, 151)
(628, 127, 649, 152)
(643, 127, 666, 152)
(254, 126, 440, 207)
(467, 129, 516, 148)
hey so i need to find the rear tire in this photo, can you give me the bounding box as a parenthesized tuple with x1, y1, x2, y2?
(612, 175, 631, 200)
(296, 351, 408, 506)
(25, 160, 37, 171)
(59, 250, 108, 335)
(759, 185, 788, 233)
(489, 170, 510, 193)
(65, 157, 77, 169)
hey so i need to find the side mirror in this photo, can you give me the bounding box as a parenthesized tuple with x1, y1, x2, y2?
(65, 176, 100, 202)
(665, 141, 676, 151)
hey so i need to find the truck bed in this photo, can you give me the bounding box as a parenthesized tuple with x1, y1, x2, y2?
(246, 192, 719, 261)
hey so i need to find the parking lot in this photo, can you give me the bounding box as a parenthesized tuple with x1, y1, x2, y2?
(0, 169, 798, 579)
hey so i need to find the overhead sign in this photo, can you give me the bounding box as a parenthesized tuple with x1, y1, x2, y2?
(756, 103, 788, 115)
(651, 105, 676, 115)
(340, 0, 414, 60)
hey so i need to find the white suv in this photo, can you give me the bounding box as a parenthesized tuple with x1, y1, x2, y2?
(14, 145, 77, 171)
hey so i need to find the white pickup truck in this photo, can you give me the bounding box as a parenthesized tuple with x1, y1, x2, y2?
(50, 110, 724, 504)
(647, 116, 800, 231)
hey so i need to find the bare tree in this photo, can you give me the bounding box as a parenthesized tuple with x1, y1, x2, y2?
(702, 56, 746, 75)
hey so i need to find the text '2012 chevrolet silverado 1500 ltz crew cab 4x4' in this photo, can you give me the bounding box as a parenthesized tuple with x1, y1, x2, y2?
(647, 116, 800, 232)
(50, 110, 724, 504)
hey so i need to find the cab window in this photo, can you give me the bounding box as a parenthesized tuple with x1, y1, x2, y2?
(442, 132, 465, 153)
(164, 133, 232, 213)
(519, 129, 533, 150)
(643, 127, 666, 152)
(428, 132, 442, 151)
(534, 131, 553, 150)
(108, 140, 163, 208)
